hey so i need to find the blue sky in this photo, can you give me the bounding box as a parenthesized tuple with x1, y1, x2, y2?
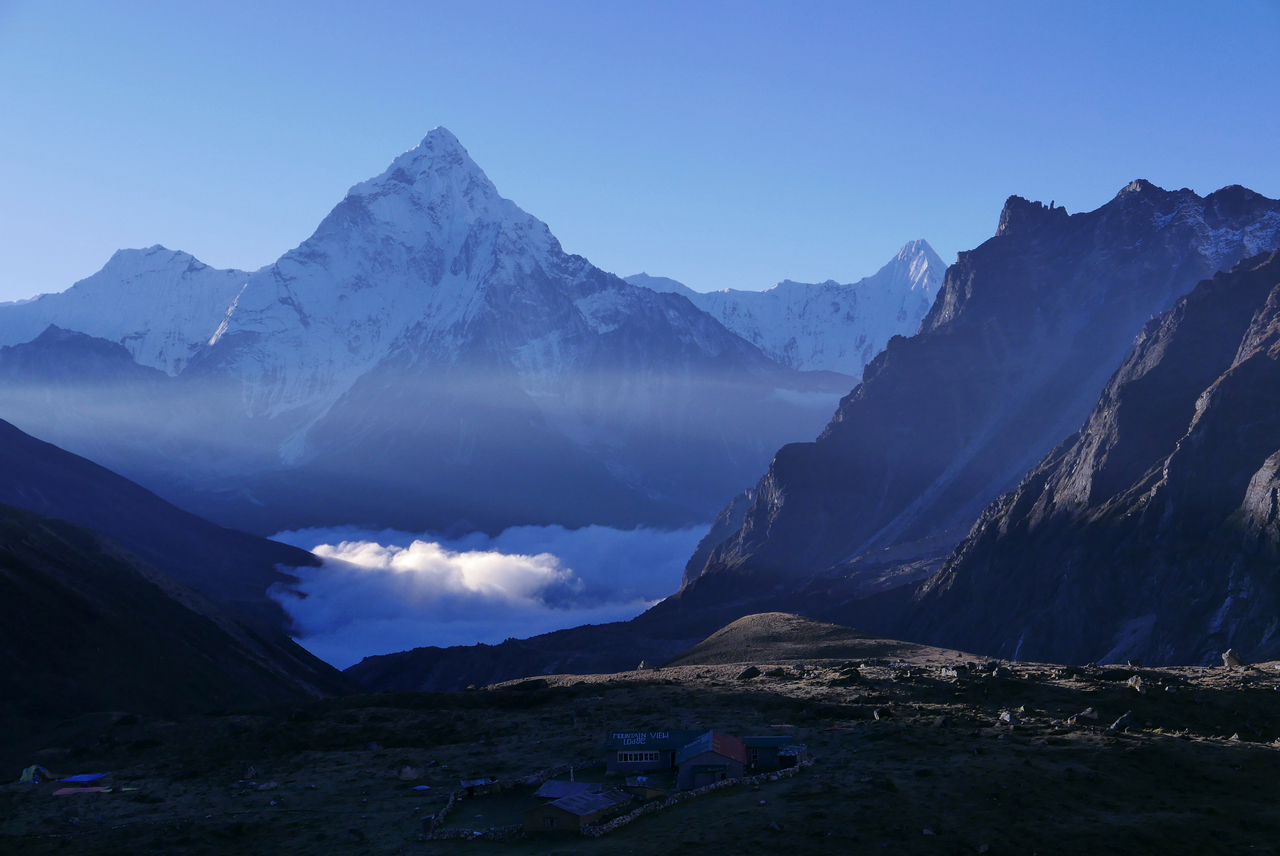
(1, 1, 1278, 302)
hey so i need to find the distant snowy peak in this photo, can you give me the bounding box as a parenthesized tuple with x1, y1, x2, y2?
(625, 273, 700, 300)
(0, 245, 248, 375)
(626, 240, 946, 377)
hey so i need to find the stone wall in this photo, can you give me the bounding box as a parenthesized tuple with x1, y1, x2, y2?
(580, 759, 813, 837)
(424, 759, 605, 840)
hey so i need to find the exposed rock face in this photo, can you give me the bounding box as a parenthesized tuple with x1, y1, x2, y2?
(686, 183, 1280, 596)
(905, 252, 1280, 666)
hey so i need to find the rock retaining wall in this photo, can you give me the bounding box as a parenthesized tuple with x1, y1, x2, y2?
(580, 760, 814, 837)
(424, 759, 604, 840)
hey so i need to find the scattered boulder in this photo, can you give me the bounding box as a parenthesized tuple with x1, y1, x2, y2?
(999, 711, 1019, 726)
(737, 666, 762, 681)
(1222, 649, 1245, 668)
(1066, 707, 1099, 726)
(1126, 675, 1147, 694)
(398, 766, 420, 781)
(1106, 711, 1135, 734)
(764, 667, 788, 678)
(993, 666, 1014, 678)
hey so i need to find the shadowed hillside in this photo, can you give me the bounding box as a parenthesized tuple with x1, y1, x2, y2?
(0, 504, 355, 745)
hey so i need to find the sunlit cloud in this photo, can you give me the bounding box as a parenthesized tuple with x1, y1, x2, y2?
(269, 524, 709, 669)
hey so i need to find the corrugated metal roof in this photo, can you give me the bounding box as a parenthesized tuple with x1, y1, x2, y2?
(548, 788, 632, 817)
(459, 777, 496, 788)
(743, 735, 794, 748)
(675, 731, 746, 765)
(534, 780, 602, 800)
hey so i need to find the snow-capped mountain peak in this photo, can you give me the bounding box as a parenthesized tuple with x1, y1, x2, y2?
(0, 245, 249, 375)
(626, 240, 947, 377)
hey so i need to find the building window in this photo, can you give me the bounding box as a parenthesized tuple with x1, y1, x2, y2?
(616, 751, 660, 763)
(751, 748, 759, 764)
(543, 817, 558, 828)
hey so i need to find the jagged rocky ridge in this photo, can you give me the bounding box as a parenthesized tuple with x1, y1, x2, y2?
(684, 181, 1280, 598)
(626, 239, 945, 377)
(903, 251, 1280, 665)
(0, 129, 851, 534)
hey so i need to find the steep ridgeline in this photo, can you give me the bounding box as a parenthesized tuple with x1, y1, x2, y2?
(626, 239, 945, 378)
(684, 182, 1280, 600)
(0, 129, 851, 534)
(0, 504, 352, 730)
(904, 252, 1280, 666)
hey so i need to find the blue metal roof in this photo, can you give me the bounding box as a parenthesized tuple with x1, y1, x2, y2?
(535, 780, 602, 800)
(546, 789, 632, 817)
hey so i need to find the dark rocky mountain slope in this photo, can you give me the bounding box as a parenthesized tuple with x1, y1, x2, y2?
(0, 416, 318, 630)
(0, 505, 353, 733)
(903, 251, 1280, 666)
(684, 182, 1280, 600)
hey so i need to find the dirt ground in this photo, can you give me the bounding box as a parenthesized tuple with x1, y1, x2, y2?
(3, 652, 1280, 855)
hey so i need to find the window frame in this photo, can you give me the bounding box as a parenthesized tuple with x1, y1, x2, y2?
(616, 750, 660, 763)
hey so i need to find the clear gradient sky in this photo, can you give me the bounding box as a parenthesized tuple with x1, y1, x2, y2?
(2, 1, 1278, 302)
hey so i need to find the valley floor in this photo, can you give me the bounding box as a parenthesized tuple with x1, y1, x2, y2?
(4, 650, 1280, 855)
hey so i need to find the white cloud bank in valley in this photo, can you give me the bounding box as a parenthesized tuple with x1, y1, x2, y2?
(268, 524, 709, 669)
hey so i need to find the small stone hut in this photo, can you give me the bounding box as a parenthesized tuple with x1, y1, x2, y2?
(675, 731, 745, 789)
(743, 735, 794, 770)
(522, 788, 632, 833)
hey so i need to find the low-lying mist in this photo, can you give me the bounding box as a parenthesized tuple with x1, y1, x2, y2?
(268, 523, 710, 669)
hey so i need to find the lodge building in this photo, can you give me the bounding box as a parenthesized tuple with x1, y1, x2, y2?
(603, 729, 805, 786)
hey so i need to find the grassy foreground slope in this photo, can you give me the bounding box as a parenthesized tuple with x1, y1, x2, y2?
(4, 613, 1279, 854)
